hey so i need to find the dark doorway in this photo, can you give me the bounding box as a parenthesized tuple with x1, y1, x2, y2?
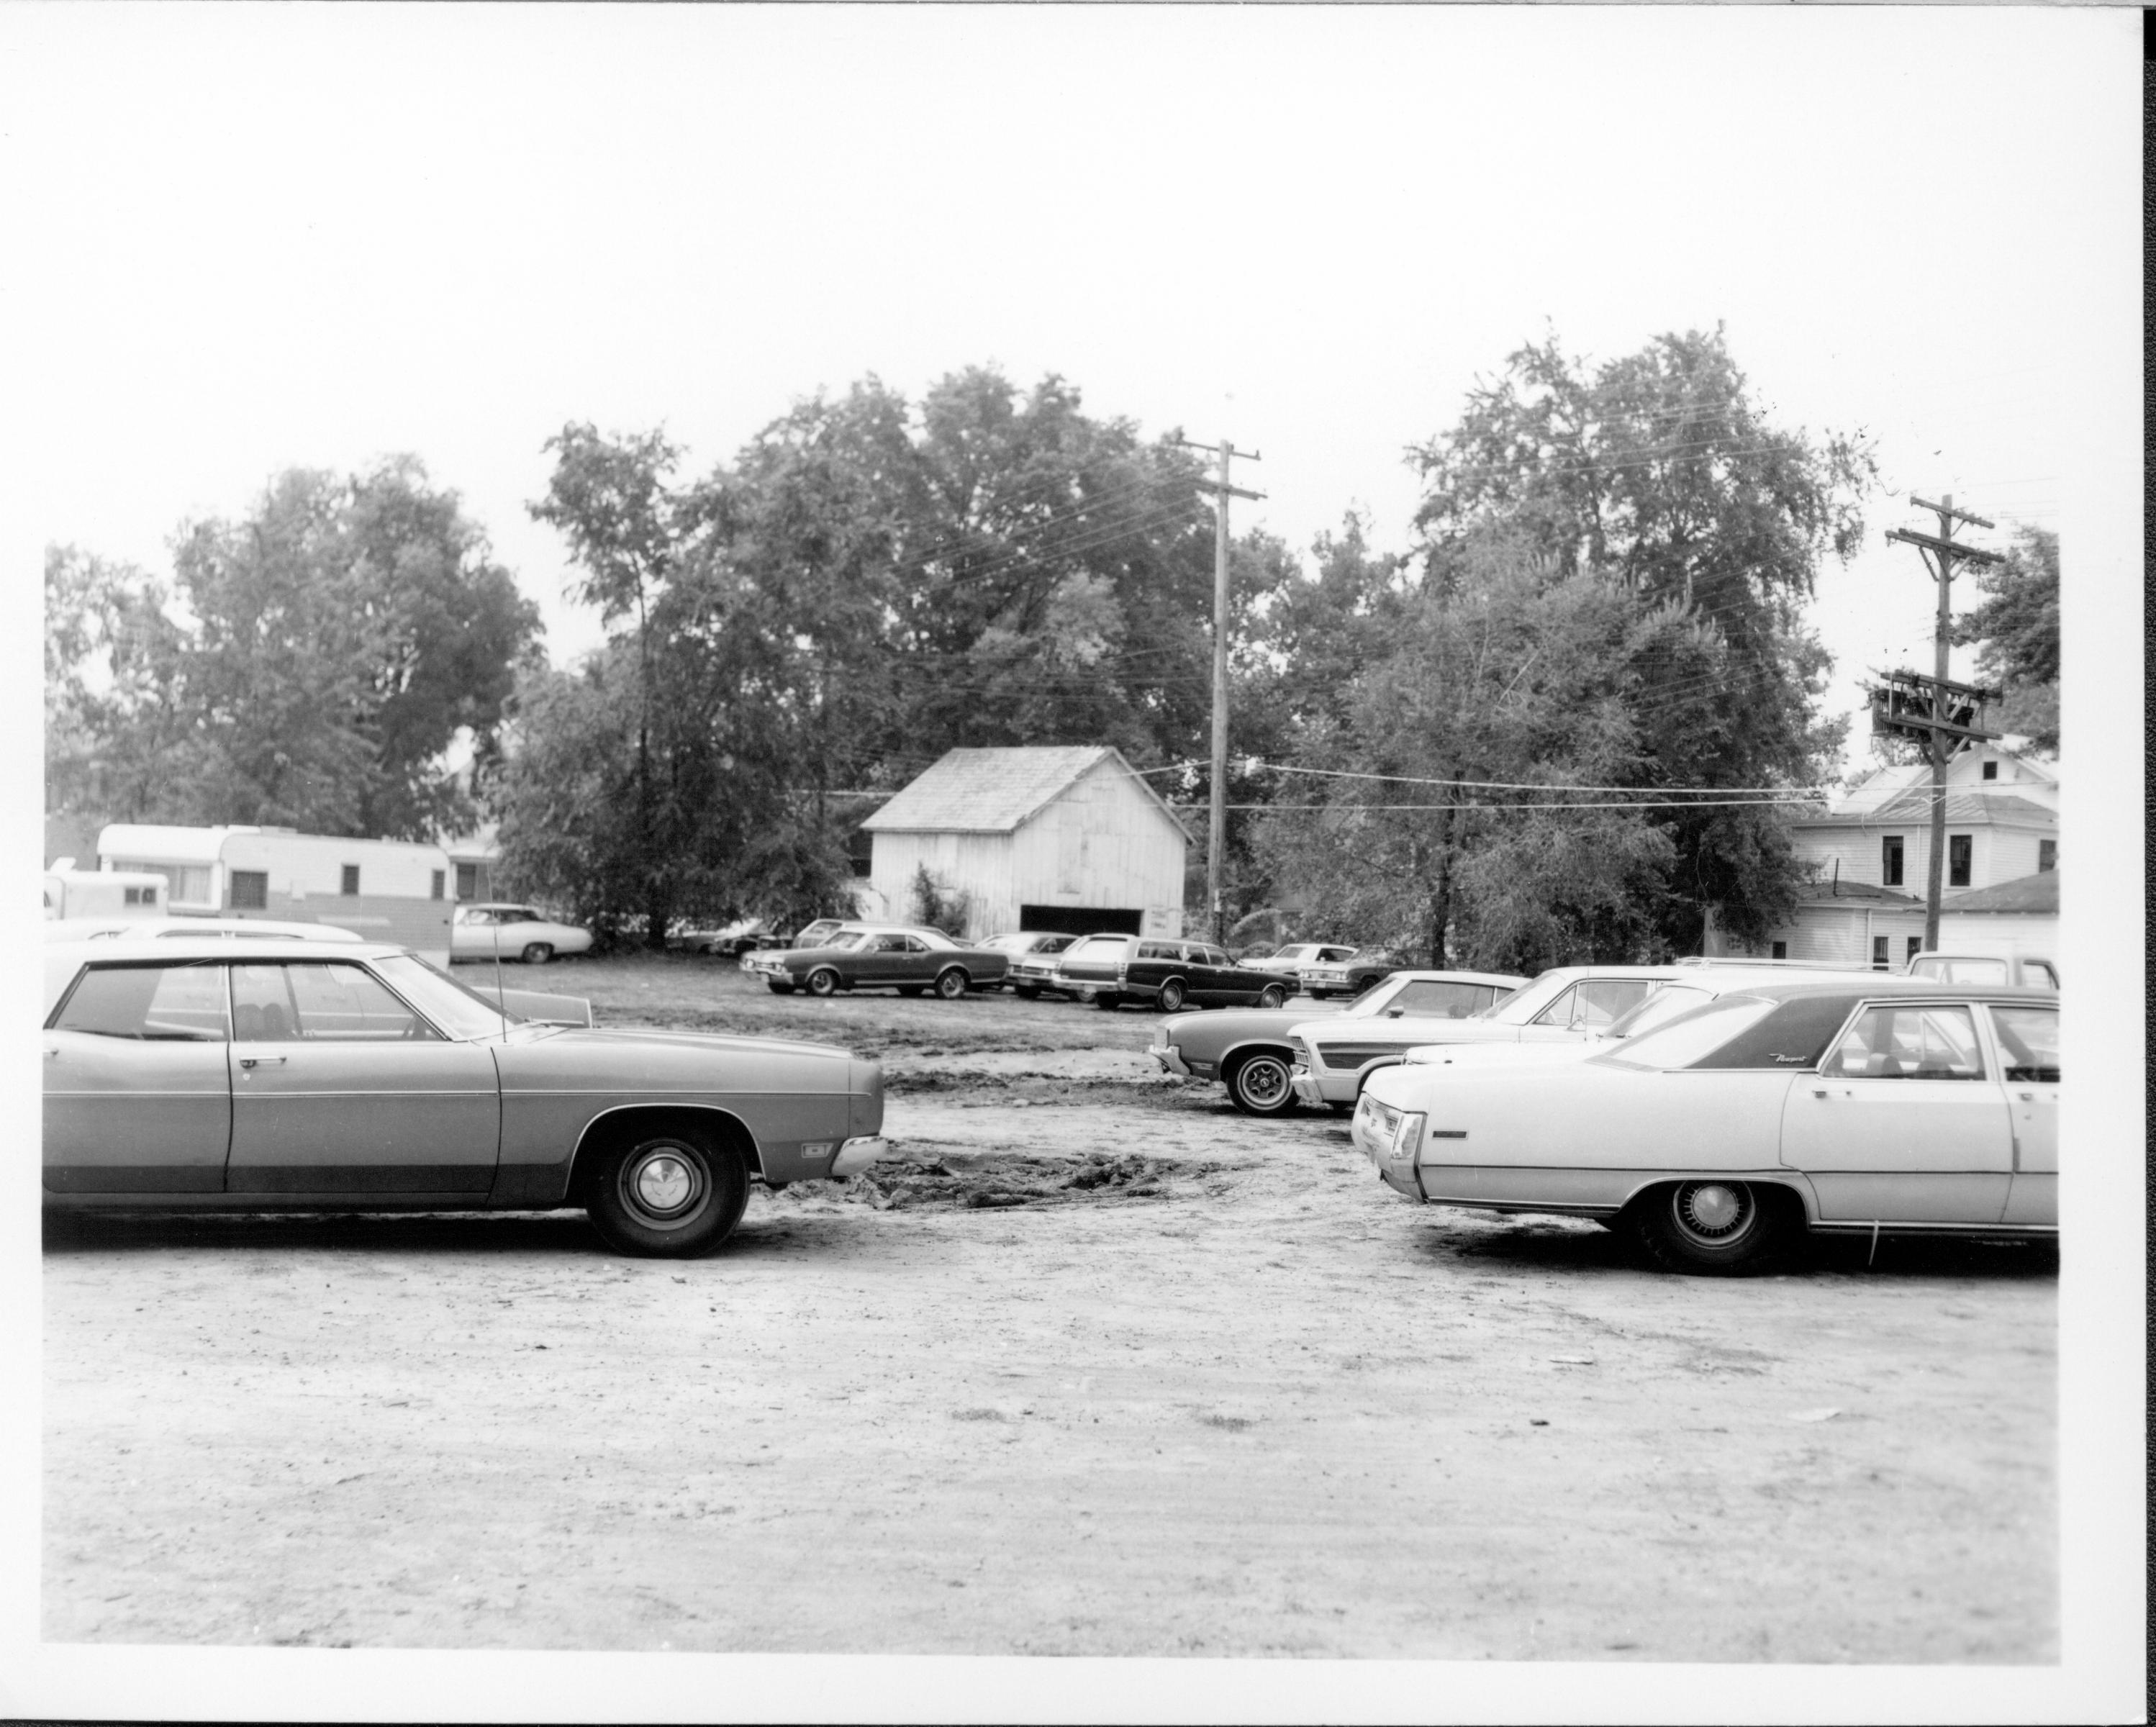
(1020, 903, 1142, 937)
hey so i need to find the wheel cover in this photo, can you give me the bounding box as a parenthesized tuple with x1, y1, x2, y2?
(1237, 1057, 1290, 1107)
(1161, 983, 1184, 1010)
(1671, 1181, 1754, 1246)
(809, 970, 838, 995)
(937, 969, 964, 998)
(1260, 986, 1287, 1010)
(620, 1142, 709, 1227)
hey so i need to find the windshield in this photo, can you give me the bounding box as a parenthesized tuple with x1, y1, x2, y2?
(1480, 971, 1582, 1025)
(1598, 995, 1779, 1071)
(372, 952, 525, 1039)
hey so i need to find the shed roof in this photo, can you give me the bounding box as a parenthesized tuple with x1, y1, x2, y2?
(861, 746, 1183, 835)
(1793, 878, 1924, 907)
(1942, 869, 2060, 915)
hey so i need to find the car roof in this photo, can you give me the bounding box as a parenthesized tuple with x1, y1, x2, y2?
(1382, 969, 1533, 987)
(1705, 976, 2057, 1004)
(48, 935, 414, 964)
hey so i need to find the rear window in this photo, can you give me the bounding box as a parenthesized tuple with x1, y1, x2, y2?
(1390, 979, 1497, 1018)
(1913, 956, 2010, 985)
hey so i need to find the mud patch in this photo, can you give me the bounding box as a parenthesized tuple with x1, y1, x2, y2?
(841, 1149, 1223, 1210)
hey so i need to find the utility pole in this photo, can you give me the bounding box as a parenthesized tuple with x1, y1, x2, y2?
(1177, 436, 1264, 945)
(1879, 494, 2003, 951)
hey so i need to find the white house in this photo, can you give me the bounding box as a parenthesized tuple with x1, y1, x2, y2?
(1936, 868, 2061, 968)
(1724, 748, 2060, 971)
(857, 746, 1189, 940)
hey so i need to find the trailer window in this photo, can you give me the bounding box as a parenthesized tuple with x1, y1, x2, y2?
(230, 871, 268, 911)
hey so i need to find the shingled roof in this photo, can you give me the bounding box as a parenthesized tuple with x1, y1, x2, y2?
(1942, 869, 2060, 915)
(861, 746, 1183, 835)
(1800, 789, 2057, 828)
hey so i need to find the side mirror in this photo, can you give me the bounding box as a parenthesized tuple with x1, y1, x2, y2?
(1386, 1007, 1405, 1019)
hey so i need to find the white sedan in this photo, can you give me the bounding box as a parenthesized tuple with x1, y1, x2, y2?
(450, 904, 594, 966)
(1354, 976, 2060, 1274)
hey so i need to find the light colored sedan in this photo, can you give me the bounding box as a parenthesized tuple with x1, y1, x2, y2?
(1240, 941, 1357, 977)
(1151, 970, 1528, 1116)
(450, 903, 594, 965)
(42, 935, 883, 1256)
(1354, 976, 2059, 1274)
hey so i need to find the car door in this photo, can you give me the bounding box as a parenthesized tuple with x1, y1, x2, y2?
(225, 958, 501, 1195)
(897, 934, 942, 987)
(1777, 1000, 2013, 1224)
(1988, 1002, 2059, 1226)
(44, 958, 233, 1194)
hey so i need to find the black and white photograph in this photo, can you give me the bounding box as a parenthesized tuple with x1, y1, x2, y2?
(1, 4, 2142, 1722)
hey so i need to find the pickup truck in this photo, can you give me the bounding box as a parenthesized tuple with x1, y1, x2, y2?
(1906, 951, 2058, 989)
(1052, 934, 1295, 1013)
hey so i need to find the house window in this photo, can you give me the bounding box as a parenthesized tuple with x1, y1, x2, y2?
(430, 870, 445, 900)
(340, 865, 361, 897)
(2038, 840, 2057, 872)
(1770, 941, 1788, 960)
(230, 870, 268, 911)
(1881, 836, 1904, 887)
(1947, 835, 1972, 888)
(122, 885, 156, 906)
(1980, 760, 1998, 781)
(1870, 935, 1890, 971)
(1907, 936, 1923, 964)
(456, 862, 479, 900)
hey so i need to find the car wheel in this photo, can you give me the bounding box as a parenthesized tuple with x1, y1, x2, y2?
(1627, 1180, 1793, 1277)
(1226, 1051, 1299, 1118)
(1014, 985, 1041, 1000)
(806, 968, 841, 997)
(765, 979, 795, 994)
(933, 967, 968, 1001)
(521, 943, 553, 966)
(584, 1126, 748, 1258)
(1093, 992, 1121, 1011)
(1258, 983, 1290, 1010)
(1156, 977, 1188, 1013)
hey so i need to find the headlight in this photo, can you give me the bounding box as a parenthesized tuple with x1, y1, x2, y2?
(1390, 1111, 1426, 1161)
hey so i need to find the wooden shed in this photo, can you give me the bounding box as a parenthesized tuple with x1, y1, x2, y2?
(859, 746, 1189, 941)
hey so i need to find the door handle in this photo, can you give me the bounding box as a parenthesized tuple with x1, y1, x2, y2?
(238, 1056, 286, 1070)
(2016, 1091, 2033, 1101)
(45, 1048, 59, 1060)
(1811, 1089, 1830, 1099)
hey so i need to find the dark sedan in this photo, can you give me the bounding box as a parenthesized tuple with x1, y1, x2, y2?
(742, 925, 1011, 998)
(1298, 948, 1412, 1000)
(1052, 933, 1295, 1012)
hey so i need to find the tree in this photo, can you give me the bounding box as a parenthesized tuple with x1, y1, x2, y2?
(1405, 327, 1870, 951)
(1254, 540, 1682, 971)
(1952, 525, 2059, 753)
(44, 462, 540, 840)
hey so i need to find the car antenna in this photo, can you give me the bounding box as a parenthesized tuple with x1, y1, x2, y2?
(491, 911, 509, 1038)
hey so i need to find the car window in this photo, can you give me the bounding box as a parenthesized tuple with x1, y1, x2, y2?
(1819, 1003, 1985, 1082)
(1599, 996, 1780, 1071)
(1319, 946, 1354, 964)
(1937, 958, 2008, 984)
(1988, 1005, 2060, 1084)
(230, 961, 440, 1043)
(50, 962, 230, 1041)
(1604, 984, 1714, 1039)
(1066, 936, 1127, 960)
(1137, 942, 1177, 961)
(1390, 979, 1493, 1018)
(902, 935, 930, 953)
(2027, 961, 2058, 989)
(371, 953, 522, 1040)
(869, 934, 908, 953)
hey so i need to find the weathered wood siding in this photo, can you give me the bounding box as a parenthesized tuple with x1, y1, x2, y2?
(866, 757, 1188, 939)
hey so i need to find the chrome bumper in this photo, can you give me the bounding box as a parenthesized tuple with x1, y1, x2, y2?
(1290, 1065, 1327, 1105)
(830, 1136, 889, 1178)
(1152, 1044, 1192, 1077)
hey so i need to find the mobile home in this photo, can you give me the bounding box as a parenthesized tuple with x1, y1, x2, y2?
(96, 825, 455, 965)
(42, 859, 170, 921)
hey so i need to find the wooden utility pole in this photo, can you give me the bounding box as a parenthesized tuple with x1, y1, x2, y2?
(1177, 437, 1263, 944)
(1880, 494, 2003, 951)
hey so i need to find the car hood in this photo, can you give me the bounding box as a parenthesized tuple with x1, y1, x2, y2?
(1293, 1015, 1523, 1043)
(1161, 1004, 1349, 1038)
(1403, 1038, 1603, 1069)
(507, 1025, 851, 1063)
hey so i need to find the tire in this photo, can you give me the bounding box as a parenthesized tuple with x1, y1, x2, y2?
(1014, 985, 1041, 1000)
(521, 943, 553, 966)
(1226, 1050, 1299, 1118)
(1093, 992, 1122, 1011)
(583, 1125, 749, 1258)
(1257, 984, 1290, 1011)
(1156, 977, 1188, 1013)
(1627, 1180, 1793, 1277)
(765, 979, 795, 994)
(933, 967, 968, 1001)
(806, 968, 841, 997)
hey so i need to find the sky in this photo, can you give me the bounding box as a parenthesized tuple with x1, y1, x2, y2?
(0, 8, 2143, 1720)
(5, 6, 2129, 784)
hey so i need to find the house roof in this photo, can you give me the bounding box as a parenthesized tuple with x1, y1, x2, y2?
(1942, 870, 2060, 915)
(1793, 878, 1925, 907)
(1796, 789, 2057, 829)
(861, 746, 1184, 835)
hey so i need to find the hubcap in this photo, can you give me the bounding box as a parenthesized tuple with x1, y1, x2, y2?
(1241, 1061, 1288, 1105)
(625, 1146, 703, 1221)
(1675, 1181, 1749, 1241)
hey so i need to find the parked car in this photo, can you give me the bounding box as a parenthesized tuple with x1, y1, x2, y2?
(742, 925, 1011, 998)
(669, 917, 783, 958)
(46, 915, 595, 1026)
(449, 903, 594, 966)
(1906, 951, 2059, 989)
(41, 935, 885, 1256)
(1297, 948, 1413, 1000)
(1354, 976, 2059, 1274)
(1240, 941, 1357, 977)
(1054, 934, 1305, 1012)
(980, 931, 1080, 994)
(1151, 969, 1529, 1116)
(1287, 964, 1688, 1110)
(789, 917, 848, 951)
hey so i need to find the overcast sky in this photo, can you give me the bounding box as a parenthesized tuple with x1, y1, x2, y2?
(7, 6, 2134, 784)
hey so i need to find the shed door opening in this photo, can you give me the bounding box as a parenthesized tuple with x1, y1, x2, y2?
(1020, 904, 1142, 938)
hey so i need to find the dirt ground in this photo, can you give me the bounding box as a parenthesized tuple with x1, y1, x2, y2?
(42, 954, 2057, 1662)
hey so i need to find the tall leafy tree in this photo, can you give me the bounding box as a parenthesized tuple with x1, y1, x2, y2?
(1406, 327, 1872, 949)
(1952, 524, 2059, 753)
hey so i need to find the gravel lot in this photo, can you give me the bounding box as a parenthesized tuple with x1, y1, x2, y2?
(43, 954, 2057, 1662)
